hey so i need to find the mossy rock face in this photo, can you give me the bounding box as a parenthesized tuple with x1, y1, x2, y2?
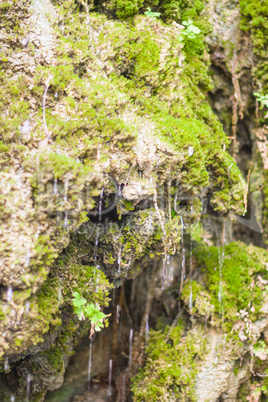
(132, 242, 268, 401)
(239, 0, 268, 243)
(131, 319, 208, 401)
(0, 0, 248, 398)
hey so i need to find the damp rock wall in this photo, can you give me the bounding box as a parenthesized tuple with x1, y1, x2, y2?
(0, 0, 267, 400)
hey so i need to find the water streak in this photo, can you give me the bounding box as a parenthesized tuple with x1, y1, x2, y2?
(169, 256, 174, 281)
(161, 256, 167, 290)
(122, 374, 126, 402)
(189, 233, 193, 314)
(64, 180, 69, 203)
(88, 337, 93, 387)
(107, 359, 113, 397)
(116, 304, 120, 324)
(4, 357, 9, 372)
(117, 246, 122, 273)
(145, 315, 149, 342)
(63, 212, 68, 230)
(26, 373, 31, 402)
(25, 301, 30, 314)
(7, 287, 13, 303)
(131, 278, 135, 300)
(128, 328, 133, 367)
(179, 216, 185, 295)
(53, 178, 58, 194)
(11, 396, 15, 402)
(98, 188, 104, 221)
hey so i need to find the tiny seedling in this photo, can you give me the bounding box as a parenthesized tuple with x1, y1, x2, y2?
(254, 92, 268, 108)
(144, 7, 161, 18)
(72, 291, 107, 332)
(179, 19, 201, 40)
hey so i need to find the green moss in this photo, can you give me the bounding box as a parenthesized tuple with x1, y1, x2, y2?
(240, 0, 268, 94)
(111, 0, 143, 19)
(193, 242, 268, 329)
(131, 319, 207, 401)
(42, 346, 65, 372)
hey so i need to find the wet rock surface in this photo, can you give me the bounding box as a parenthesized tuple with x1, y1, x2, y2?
(0, 0, 268, 400)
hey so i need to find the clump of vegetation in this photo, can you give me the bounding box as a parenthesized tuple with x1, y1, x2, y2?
(131, 320, 207, 401)
(72, 291, 109, 333)
(111, 0, 143, 19)
(183, 242, 268, 333)
(144, 7, 161, 18)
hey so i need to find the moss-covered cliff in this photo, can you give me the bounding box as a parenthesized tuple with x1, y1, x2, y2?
(0, 0, 267, 400)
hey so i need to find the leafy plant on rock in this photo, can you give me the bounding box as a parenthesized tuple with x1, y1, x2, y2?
(144, 7, 161, 18)
(72, 291, 108, 335)
(180, 19, 201, 40)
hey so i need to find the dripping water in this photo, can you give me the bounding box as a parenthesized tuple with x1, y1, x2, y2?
(145, 314, 149, 343)
(11, 396, 15, 402)
(64, 180, 69, 204)
(189, 231, 193, 314)
(161, 255, 167, 290)
(131, 278, 135, 300)
(26, 373, 31, 402)
(7, 286, 13, 303)
(116, 304, 120, 324)
(98, 188, 104, 221)
(4, 357, 9, 372)
(128, 328, 133, 367)
(88, 337, 93, 388)
(117, 246, 122, 273)
(169, 255, 174, 281)
(25, 301, 30, 314)
(122, 374, 126, 402)
(63, 212, 68, 230)
(94, 225, 100, 263)
(179, 215, 185, 296)
(107, 359, 112, 397)
(53, 178, 58, 194)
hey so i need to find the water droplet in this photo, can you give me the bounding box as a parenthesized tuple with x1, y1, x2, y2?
(53, 178, 58, 194)
(4, 357, 9, 372)
(7, 287, 13, 303)
(188, 146, 194, 156)
(26, 373, 31, 402)
(25, 301, 30, 314)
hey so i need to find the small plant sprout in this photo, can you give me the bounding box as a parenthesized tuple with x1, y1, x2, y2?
(180, 19, 201, 40)
(72, 291, 108, 335)
(144, 7, 161, 18)
(253, 92, 268, 109)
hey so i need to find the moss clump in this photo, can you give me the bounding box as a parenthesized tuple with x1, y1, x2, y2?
(240, 0, 268, 94)
(131, 319, 207, 401)
(111, 0, 143, 19)
(192, 242, 268, 330)
(42, 346, 65, 373)
(239, 0, 268, 243)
